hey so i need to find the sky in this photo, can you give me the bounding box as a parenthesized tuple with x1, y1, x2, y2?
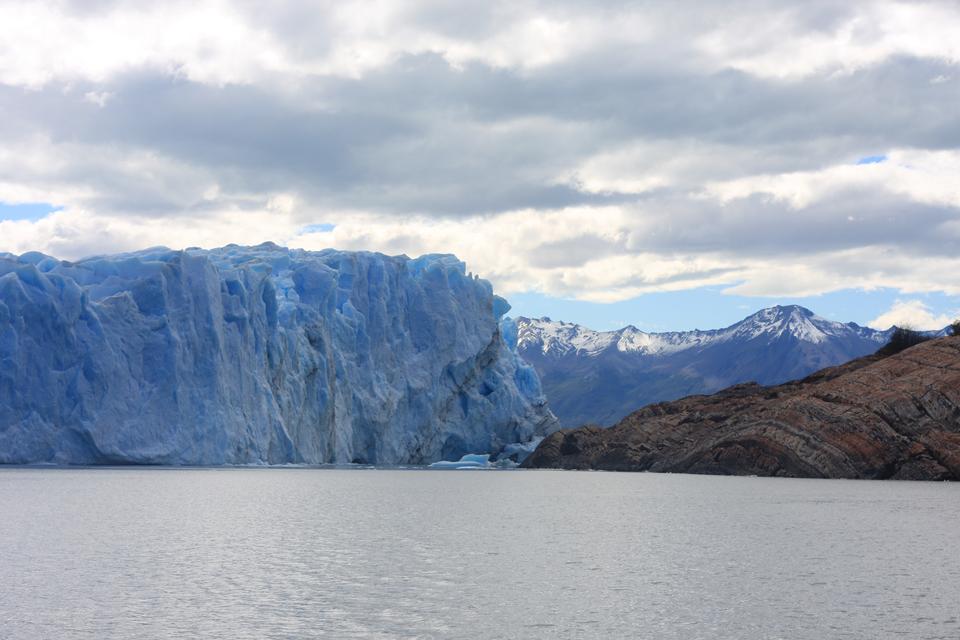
(1, 1, 959, 331)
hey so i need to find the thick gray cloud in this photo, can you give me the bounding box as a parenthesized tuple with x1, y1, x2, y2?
(4, 54, 957, 213)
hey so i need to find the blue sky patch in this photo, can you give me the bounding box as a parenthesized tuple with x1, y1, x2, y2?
(298, 223, 336, 234)
(855, 155, 887, 165)
(0, 202, 61, 221)
(507, 286, 958, 332)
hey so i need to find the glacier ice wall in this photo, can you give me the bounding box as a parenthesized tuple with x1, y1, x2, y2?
(0, 243, 557, 464)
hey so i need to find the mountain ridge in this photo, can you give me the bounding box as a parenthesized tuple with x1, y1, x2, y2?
(515, 305, 928, 428)
(518, 305, 893, 357)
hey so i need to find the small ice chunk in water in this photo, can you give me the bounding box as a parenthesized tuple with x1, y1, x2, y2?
(458, 454, 490, 465)
(428, 453, 491, 469)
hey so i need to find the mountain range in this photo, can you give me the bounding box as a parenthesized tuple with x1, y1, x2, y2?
(516, 305, 913, 427)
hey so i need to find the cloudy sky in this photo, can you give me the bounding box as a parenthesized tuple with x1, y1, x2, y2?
(1, 0, 959, 331)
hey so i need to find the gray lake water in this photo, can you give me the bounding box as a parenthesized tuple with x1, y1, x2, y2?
(1, 468, 958, 639)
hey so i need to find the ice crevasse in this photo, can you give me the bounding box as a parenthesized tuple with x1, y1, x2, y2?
(0, 243, 558, 464)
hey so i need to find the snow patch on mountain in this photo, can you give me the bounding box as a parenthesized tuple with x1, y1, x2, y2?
(516, 306, 901, 428)
(519, 306, 891, 359)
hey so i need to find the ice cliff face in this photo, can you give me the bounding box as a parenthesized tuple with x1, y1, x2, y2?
(0, 243, 557, 465)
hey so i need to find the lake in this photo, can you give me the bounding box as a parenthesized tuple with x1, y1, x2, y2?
(1, 468, 957, 639)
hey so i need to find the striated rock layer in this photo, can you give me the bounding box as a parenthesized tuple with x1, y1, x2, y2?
(524, 337, 960, 480)
(0, 243, 557, 465)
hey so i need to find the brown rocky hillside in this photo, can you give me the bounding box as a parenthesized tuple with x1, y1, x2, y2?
(524, 337, 960, 480)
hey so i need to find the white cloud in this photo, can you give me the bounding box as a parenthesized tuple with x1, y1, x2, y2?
(0, 206, 301, 260)
(0, 1, 639, 87)
(5, 201, 960, 305)
(82, 91, 113, 107)
(567, 140, 727, 195)
(3, 1, 958, 89)
(0, 1, 291, 87)
(697, 1, 960, 79)
(869, 299, 956, 330)
(706, 150, 960, 210)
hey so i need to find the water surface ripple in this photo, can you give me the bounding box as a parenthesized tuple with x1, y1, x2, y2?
(1, 468, 957, 639)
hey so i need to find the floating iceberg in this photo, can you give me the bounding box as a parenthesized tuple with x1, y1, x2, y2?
(0, 243, 558, 464)
(428, 453, 492, 469)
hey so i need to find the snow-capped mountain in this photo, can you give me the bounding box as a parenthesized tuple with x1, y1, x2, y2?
(0, 244, 557, 465)
(517, 306, 895, 427)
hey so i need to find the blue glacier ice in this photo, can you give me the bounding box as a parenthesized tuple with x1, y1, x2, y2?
(0, 243, 558, 464)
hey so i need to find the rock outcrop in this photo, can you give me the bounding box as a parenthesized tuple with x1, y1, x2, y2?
(0, 244, 557, 465)
(524, 337, 960, 480)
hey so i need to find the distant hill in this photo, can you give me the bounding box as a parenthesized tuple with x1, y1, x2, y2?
(516, 305, 900, 427)
(524, 336, 960, 481)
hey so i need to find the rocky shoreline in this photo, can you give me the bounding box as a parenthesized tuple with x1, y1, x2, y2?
(524, 337, 960, 480)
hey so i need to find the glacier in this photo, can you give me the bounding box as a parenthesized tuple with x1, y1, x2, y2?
(0, 243, 558, 465)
